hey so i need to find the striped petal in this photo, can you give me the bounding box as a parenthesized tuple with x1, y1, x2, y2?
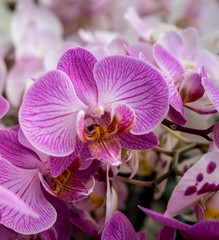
(0, 158, 56, 234)
(57, 47, 98, 105)
(19, 70, 86, 156)
(94, 55, 169, 134)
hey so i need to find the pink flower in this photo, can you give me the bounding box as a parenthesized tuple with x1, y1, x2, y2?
(20, 47, 169, 166)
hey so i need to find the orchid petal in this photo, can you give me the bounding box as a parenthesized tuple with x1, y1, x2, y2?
(6, 57, 44, 108)
(56, 176, 94, 202)
(94, 55, 169, 134)
(157, 226, 176, 240)
(153, 44, 184, 78)
(213, 122, 219, 149)
(119, 132, 158, 150)
(18, 128, 49, 163)
(180, 27, 198, 61)
(179, 71, 204, 103)
(102, 211, 140, 240)
(180, 221, 219, 240)
(44, 194, 72, 240)
(139, 206, 219, 240)
(165, 76, 186, 125)
(40, 228, 58, 240)
(0, 130, 40, 169)
(201, 67, 219, 112)
(0, 158, 56, 234)
(0, 185, 38, 217)
(165, 152, 219, 218)
(50, 137, 84, 178)
(89, 138, 121, 166)
(111, 103, 135, 134)
(158, 30, 183, 60)
(57, 47, 98, 105)
(104, 167, 118, 229)
(19, 70, 86, 156)
(0, 95, 9, 119)
(76, 110, 87, 142)
(138, 206, 190, 231)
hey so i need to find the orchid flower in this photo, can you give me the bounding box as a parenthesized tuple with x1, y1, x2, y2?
(0, 129, 56, 234)
(0, 129, 92, 234)
(153, 27, 219, 116)
(20, 47, 169, 166)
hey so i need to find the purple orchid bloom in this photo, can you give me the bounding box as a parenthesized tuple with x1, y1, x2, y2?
(139, 206, 219, 240)
(19, 47, 169, 166)
(101, 211, 146, 240)
(153, 28, 218, 116)
(0, 129, 56, 234)
(0, 129, 92, 234)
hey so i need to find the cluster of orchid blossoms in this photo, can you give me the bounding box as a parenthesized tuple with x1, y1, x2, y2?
(1, 0, 219, 240)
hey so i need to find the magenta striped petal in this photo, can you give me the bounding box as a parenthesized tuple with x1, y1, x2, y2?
(19, 70, 86, 156)
(119, 132, 158, 150)
(111, 103, 135, 134)
(158, 30, 183, 60)
(0, 130, 40, 169)
(0, 95, 9, 119)
(0, 158, 56, 234)
(166, 76, 186, 125)
(102, 211, 141, 240)
(0, 185, 38, 217)
(201, 67, 219, 112)
(213, 122, 219, 149)
(153, 44, 184, 78)
(179, 71, 204, 103)
(57, 47, 98, 105)
(50, 137, 83, 178)
(94, 56, 169, 134)
(89, 138, 122, 166)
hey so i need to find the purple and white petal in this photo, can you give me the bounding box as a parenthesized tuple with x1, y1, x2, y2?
(18, 128, 49, 163)
(57, 47, 98, 105)
(179, 71, 204, 103)
(0, 185, 38, 217)
(89, 138, 122, 166)
(0, 95, 9, 119)
(153, 44, 184, 78)
(102, 211, 141, 240)
(165, 152, 219, 218)
(0, 158, 56, 234)
(158, 30, 183, 60)
(50, 137, 84, 178)
(0, 130, 40, 169)
(94, 55, 169, 134)
(19, 70, 86, 156)
(119, 132, 159, 150)
(180, 27, 198, 61)
(111, 102, 135, 134)
(213, 122, 219, 149)
(201, 67, 219, 112)
(76, 110, 87, 143)
(165, 76, 186, 125)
